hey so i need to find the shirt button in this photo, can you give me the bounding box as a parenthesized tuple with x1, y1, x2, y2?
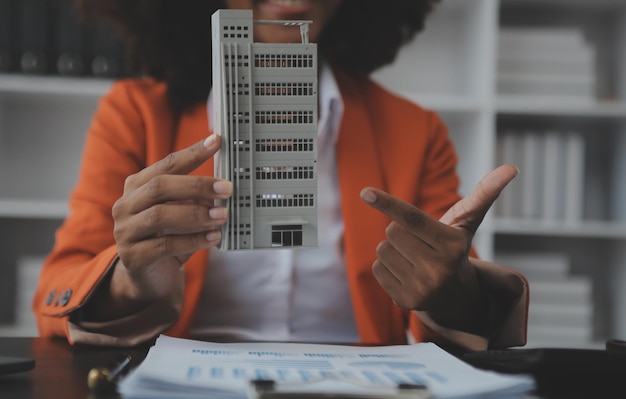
(45, 290, 56, 306)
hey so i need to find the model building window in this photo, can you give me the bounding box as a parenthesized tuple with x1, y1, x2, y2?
(254, 53, 313, 68)
(233, 167, 250, 180)
(223, 25, 249, 39)
(255, 110, 314, 124)
(227, 223, 251, 237)
(226, 82, 250, 94)
(256, 193, 314, 208)
(230, 111, 250, 124)
(256, 138, 314, 152)
(256, 166, 314, 180)
(233, 139, 250, 152)
(255, 82, 314, 96)
(237, 195, 251, 207)
(271, 225, 303, 247)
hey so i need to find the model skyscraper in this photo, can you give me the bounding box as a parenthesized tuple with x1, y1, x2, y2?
(211, 9, 318, 250)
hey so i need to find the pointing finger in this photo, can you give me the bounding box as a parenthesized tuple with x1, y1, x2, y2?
(127, 134, 221, 190)
(360, 187, 439, 240)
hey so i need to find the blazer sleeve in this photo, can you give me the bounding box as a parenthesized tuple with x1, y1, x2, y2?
(413, 260, 529, 352)
(32, 81, 181, 346)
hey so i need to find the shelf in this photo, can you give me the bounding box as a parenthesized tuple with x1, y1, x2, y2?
(399, 94, 486, 114)
(494, 218, 626, 239)
(0, 324, 38, 337)
(503, 0, 626, 9)
(497, 97, 626, 118)
(0, 199, 68, 219)
(0, 74, 113, 97)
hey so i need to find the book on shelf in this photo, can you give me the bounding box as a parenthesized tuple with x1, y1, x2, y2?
(563, 132, 586, 223)
(526, 324, 593, 348)
(494, 251, 570, 280)
(495, 130, 524, 218)
(528, 302, 593, 327)
(495, 129, 588, 223)
(529, 276, 592, 307)
(497, 72, 595, 100)
(18, 0, 51, 75)
(520, 130, 544, 219)
(53, 0, 86, 76)
(498, 48, 595, 77)
(0, 0, 16, 72)
(497, 26, 596, 101)
(90, 23, 125, 78)
(0, 0, 127, 78)
(613, 135, 626, 222)
(541, 131, 566, 222)
(583, 148, 609, 221)
(498, 27, 589, 53)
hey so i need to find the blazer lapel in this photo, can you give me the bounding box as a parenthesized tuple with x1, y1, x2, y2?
(334, 69, 408, 343)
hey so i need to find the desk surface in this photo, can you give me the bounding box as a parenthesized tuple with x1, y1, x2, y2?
(0, 336, 150, 399)
(0, 336, 621, 399)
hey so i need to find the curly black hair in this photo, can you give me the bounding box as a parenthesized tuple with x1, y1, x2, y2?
(75, 0, 440, 112)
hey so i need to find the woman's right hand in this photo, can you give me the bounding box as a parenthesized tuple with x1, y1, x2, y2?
(87, 134, 232, 320)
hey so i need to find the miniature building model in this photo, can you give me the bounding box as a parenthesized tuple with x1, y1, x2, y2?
(211, 9, 318, 250)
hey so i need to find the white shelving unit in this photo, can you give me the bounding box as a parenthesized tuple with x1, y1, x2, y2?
(373, 0, 626, 347)
(0, 76, 112, 335)
(1, 0, 625, 345)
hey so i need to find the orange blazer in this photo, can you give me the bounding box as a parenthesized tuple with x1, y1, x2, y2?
(33, 67, 528, 348)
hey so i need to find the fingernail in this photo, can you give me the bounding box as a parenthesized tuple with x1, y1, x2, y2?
(206, 230, 221, 242)
(204, 134, 217, 147)
(213, 180, 233, 194)
(209, 207, 228, 219)
(360, 189, 376, 204)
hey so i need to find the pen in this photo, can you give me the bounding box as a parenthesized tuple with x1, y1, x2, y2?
(87, 354, 132, 392)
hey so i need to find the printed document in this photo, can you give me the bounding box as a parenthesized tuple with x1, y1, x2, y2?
(118, 335, 534, 398)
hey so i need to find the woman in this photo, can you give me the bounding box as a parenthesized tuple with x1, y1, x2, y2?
(33, 0, 527, 350)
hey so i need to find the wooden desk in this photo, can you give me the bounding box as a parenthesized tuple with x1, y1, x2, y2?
(0, 336, 149, 399)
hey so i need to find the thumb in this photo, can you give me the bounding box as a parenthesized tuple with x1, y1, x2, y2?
(439, 164, 519, 233)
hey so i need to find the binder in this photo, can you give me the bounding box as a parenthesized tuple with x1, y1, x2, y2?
(53, 0, 85, 76)
(18, 0, 51, 74)
(0, 0, 16, 72)
(90, 23, 125, 78)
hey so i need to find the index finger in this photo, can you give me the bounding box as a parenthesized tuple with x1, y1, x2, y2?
(360, 187, 439, 238)
(132, 134, 221, 187)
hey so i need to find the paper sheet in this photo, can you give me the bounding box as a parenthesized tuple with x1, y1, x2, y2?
(118, 335, 534, 399)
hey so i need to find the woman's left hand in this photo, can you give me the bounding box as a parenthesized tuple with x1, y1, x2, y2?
(360, 164, 518, 332)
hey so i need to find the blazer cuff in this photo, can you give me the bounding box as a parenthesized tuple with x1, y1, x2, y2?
(67, 262, 184, 347)
(415, 310, 488, 352)
(415, 259, 529, 352)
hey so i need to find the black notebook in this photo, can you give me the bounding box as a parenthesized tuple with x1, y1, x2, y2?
(463, 346, 626, 397)
(0, 355, 35, 375)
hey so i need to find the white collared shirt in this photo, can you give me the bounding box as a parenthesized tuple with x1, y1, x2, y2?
(192, 62, 359, 342)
